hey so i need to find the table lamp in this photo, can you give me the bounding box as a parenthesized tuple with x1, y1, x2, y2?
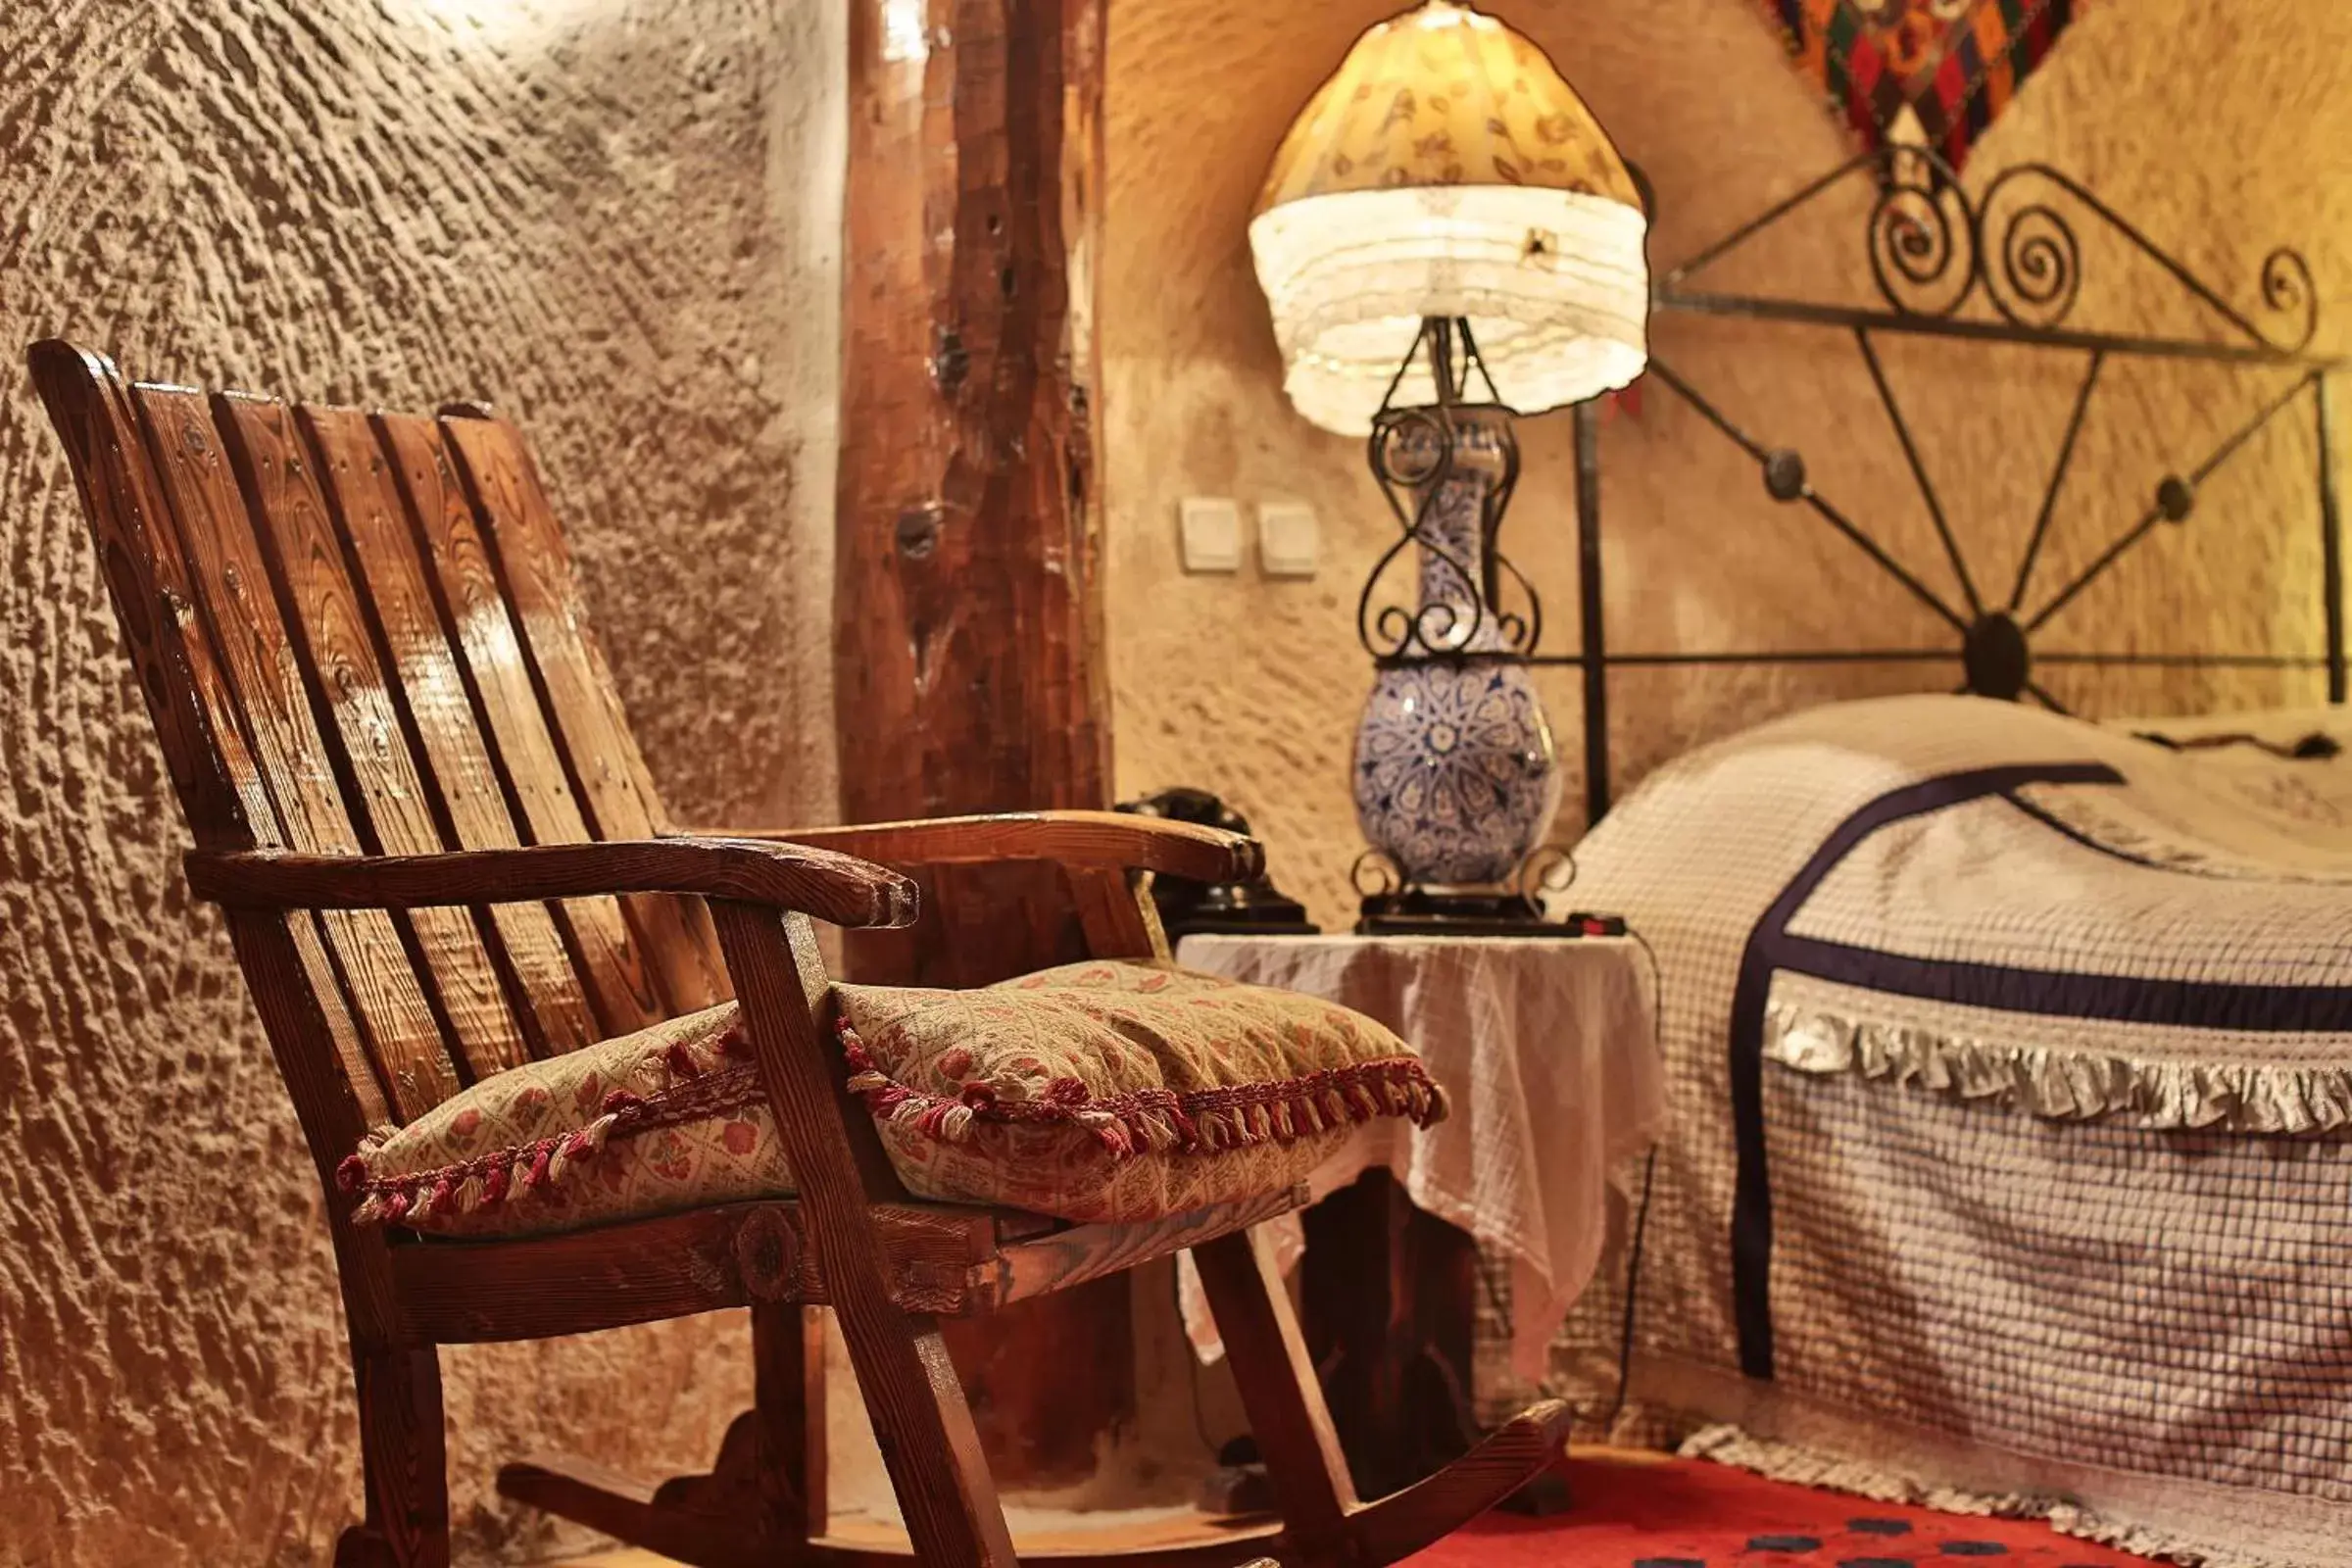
(1250, 0, 1649, 932)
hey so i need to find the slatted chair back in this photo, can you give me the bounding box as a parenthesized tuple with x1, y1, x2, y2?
(31, 341, 728, 1136)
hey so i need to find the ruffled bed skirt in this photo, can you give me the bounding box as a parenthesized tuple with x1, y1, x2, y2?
(1765, 998, 2352, 1136)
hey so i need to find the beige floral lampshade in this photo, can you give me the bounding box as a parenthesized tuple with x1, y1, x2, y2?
(1249, 0, 1650, 435)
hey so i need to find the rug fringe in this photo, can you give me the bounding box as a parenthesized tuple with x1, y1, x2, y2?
(1678, 1423, 2044, 1517)
(1678, 1424, 2313, 1568)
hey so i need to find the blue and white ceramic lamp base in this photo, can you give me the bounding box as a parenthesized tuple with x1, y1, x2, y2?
(1352, 656, 1562, 891)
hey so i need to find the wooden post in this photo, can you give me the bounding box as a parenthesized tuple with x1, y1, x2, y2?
(836, 0, 1109, 816)
(835, 0, 1126, 1491)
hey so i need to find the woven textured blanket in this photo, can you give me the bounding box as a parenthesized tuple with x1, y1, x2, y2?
(1562, 693, 2352, 1568)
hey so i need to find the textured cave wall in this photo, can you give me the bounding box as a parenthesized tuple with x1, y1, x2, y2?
(0, 1, 844, 1563)
(1103, 0, 2352, 931)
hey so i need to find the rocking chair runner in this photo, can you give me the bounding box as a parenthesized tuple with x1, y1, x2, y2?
(30, 338, 1571, 1568)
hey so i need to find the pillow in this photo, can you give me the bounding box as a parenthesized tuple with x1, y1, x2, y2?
(338, 959, 1445, 1235)
(337, 1004, 780, 1237)
(835, 959, 1446, 1223)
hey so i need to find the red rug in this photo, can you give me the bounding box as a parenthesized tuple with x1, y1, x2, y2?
(1403, 1451, 2162, 1566)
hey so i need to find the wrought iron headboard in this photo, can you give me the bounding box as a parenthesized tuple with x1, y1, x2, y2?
(1553, 146, 2347, 821)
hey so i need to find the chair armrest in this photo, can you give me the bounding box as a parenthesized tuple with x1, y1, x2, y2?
(184, 838, 919, 928)
(688, 809, 1263, 884)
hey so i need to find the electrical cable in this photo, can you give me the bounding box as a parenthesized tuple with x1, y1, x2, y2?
(1605, 923, 1667, 1431)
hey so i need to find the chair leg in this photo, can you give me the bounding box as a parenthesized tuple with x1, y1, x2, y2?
(633, 1302, 825, 1550)
(498, 1304, 826, 1568)
(751, 1301, 828, 1541)
(710, 899, 1022, 1568)
(336, 1344, 451, 1568)
(498, 1294, 1019, 1568)
(1193, 1227, 1574, 1568)
(1190, 1229, 1357, 1563)
(821, 1298, 1023, 1566)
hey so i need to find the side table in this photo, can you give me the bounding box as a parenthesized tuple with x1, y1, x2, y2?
(1177, 933, 1663, 1498)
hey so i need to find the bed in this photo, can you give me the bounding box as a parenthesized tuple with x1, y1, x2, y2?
(1513, 147, 2352, 1568)
(1564, 694, 2348, 1565)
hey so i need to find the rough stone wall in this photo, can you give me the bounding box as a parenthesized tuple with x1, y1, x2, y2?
(8, 1, 2347, 1560)
(1104, 0, 2352, 930)
(0, 1, 843, 1563)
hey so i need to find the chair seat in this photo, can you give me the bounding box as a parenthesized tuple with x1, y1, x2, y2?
(386, 1183, 1310, 1344)
(339, 958, 1446, 1237)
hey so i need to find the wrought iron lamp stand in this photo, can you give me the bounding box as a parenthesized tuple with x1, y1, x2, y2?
(1350, 318, 1581, 936)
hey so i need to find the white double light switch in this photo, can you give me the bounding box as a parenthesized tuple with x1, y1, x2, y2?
(1177, 496, 1320, 577)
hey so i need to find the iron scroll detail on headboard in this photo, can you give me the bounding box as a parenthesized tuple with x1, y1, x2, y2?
(1556, 145, 2347, 822)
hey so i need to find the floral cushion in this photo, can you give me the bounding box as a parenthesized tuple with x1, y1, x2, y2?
(338, 1004, 780, 1237)
(836, 959, 1445, 1222)
(339, 959, 1446, 1235)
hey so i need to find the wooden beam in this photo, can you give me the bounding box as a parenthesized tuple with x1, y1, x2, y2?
(835, 0, 1125, 1493)
(836, 0, 1109, 821)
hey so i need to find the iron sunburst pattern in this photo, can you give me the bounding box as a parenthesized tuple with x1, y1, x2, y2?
(1626, 143, 2338, 717)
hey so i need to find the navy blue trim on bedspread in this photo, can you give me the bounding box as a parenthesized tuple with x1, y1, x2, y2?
(1726, 760, 2352, 1382)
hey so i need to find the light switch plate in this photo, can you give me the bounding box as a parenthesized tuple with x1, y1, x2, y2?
(1179, 496, 1243, 572)
(1257, 500, 1319, 577)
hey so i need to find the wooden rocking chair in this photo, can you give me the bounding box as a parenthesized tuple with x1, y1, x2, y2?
(30, 339, 1570, 1568)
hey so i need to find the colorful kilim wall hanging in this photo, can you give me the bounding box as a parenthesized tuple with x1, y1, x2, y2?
(1759, 0, 2082, 169)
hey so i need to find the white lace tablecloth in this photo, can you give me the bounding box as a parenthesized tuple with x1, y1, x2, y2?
(1175, 933, 1664, 1379)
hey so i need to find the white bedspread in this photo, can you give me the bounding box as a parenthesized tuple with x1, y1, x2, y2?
(1570, 694, 2352, 1131)
(1554, 693, 2352, 1568)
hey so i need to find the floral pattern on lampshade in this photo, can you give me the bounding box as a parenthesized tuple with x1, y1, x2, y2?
(1255, 0, 1642, 209)
(1247, 3, 1650, 431)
